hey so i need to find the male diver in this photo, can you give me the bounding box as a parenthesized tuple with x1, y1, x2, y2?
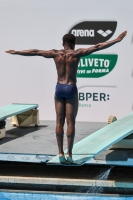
(6, 31, 127, 163)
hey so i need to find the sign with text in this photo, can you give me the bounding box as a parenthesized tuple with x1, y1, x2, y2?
(77, 54, 118, 78)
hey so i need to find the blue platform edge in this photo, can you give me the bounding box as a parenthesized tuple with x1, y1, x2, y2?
(0, 153, 54, 163)
(0, 152, 133, 167)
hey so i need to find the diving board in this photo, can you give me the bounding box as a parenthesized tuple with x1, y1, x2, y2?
(0, 103, 39, 139)
(47, 112, 133, 166)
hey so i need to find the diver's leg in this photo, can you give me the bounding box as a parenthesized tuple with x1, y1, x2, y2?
(65, 92, 78, 158)
(54, 96, 65, 156)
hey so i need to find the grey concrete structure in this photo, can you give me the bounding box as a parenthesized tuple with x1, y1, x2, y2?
(0, 120, 106, 155)
(0, 120, 133, 166)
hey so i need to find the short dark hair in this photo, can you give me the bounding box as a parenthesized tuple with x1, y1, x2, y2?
(63, 34, 76, 45)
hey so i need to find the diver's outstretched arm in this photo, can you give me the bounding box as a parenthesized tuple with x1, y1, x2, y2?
(75, 31, 127, 58)
(5, 49, 57, 58)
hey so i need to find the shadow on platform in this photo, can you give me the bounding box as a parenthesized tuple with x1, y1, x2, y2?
(0, 125, 48, 145)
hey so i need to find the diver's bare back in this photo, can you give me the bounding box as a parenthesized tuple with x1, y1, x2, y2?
(54, 49, 80, 85)
(53, 31, 127, 85)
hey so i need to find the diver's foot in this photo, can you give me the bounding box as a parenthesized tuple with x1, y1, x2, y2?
(59, 155, 67, 164)
(66, 155, 74, 163)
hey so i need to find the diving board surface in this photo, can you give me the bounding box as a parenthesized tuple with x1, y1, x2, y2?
(47, 112, 133, 166)
(0, 104, 38, 121)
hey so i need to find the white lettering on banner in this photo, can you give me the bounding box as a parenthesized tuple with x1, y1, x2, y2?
(94, 59, 98, 67)
(92, 69, 109, 73)
(90, 30, 94, 37)
(80, 30, 84, 37)
(85, 59, 88, 66)
(104, 60, 110, 68)
(71, 29, 94, 37)
(77, 70, 85, 74)
(88, 59, 93, 67)
(86, 70, 91, 73)
(99, 59, 104, 67)
(80, 59, 85, 67)
(84, 30, 90, 36)
(78, 59, 110, 68)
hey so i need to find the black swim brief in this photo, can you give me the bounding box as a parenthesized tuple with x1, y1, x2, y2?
(55, 84, 77, 99)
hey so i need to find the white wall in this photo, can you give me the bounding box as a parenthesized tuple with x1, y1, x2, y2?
(0, 0, 132, 122)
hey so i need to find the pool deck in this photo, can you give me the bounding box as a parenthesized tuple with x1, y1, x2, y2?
(0, 120, 133, 166)
(0, 120, 106, 155)
(0, 120, 133, 194)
